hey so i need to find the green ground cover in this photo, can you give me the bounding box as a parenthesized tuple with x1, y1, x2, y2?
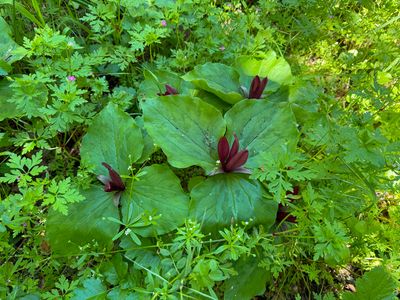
(0, 0, 399, 299)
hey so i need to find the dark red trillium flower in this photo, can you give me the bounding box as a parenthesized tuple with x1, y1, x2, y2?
(248, 75, 268, 99)
(217, 134, 249, 173)
(276, 186, 299, 223)
(97, 162, 125, 192)
(158, 84, 178, 96)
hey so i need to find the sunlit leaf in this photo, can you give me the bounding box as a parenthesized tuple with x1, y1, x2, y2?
(190, 173, 277, 234)
(142, 95, 226, 173)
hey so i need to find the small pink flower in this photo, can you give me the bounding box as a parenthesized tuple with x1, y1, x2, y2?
(161, 20, 167, 27)
(219, 45, 225, 51)
(67, 75, 76, 81)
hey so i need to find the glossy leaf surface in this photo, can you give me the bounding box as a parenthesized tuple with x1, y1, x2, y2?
(225, 100, 298, 169)
(81, 102, 144, 176)
(138, 69, 194, 100)
(236, 51, 293, 93)
(46, 186, 119, 255)
(183, 63, 243, 104)
(0, 79, 20, 121)
(190, 173, 277, 233)
(142, 95, 226, 173)
(223, 256, 271, 300)
(122, 165, 189, 236)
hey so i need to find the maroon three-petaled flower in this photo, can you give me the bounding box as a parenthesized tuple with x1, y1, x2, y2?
(98, 162, 125, 192)
(158, 84, 178, 96)
(217, 134, 249, 173)
(97, 162, 125, 207)
(248, 75, 268, 99)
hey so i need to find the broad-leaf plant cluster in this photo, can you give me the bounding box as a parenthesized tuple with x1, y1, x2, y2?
(0, 1, 399, 299)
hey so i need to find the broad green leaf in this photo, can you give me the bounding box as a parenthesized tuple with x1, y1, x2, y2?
(81, 102, 144, 176)
(190, 173, 277, 234)
(138, 69, 194, 101)
(268, 80, 320, 124)
(195, 89, 232, 112)
(225, 100, 298, 169)
(142, 96, 226, 173)
(182, 63, 243, 104)
(120, 236, 161, 269)
(0, 17, 26, 75)
(18, 295, 40, 300)
(223, 256, 271, 300)
(0, 16, 12, 35)
(46, 186, 119, 255)
(107, 289, 141, 300)
(71, 278, 107, 300)
(100, 254, 128, 285)
(135, 116, 155, 163)
(122, 164, 189, 236)
(236, 51, 293, 93)
(286, 80, 319, 113)
(342, 266, 397, 300)
(0, 79, 21, 121)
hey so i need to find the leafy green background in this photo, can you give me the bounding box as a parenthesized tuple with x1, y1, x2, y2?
(0, 0, 399, 299)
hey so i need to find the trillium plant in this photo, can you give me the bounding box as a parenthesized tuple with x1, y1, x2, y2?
(247, 75, 268, 99)
(3, 5, 398, 299)
(215, 134, 250, 174)
(158, 84, 178, 96)
(97, 162, 125, 206)
(48, 55, 301, 259)
(47, 55, 304, 258)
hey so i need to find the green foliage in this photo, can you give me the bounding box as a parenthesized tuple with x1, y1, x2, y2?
(80, 102, 144, 176)
(0, 0, 399, 299)
(71, 278, 106, 300)
(342, 267, 397, 300)
(122, 164, 189, 237)
(251, 149, 317, 203)
(0, 16, 25, 75)
(43, 178, 85, 215)
(236, 53, 294, 92)
(0, 151, 46, 187)
(223, 256, 271, 300)
(224, 100, 298, 169)
(142, 95, 226, 173)
(190, 173, 277, 234)
(46, 186, 119, 254)
(182, 63, 243, 104)
(312, 220, 350, 266)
